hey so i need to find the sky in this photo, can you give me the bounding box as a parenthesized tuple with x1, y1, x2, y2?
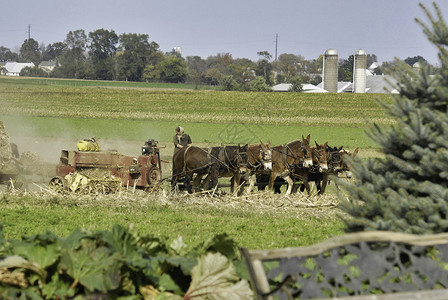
(2, 0, 448, 64)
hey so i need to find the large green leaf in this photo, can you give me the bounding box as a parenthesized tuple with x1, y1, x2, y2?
(0, 255, 43, 278)
(13, 243, 59, 271)
(60, 239, 122, 293)
(97, 224, 148, 269)
(194, 234, 238, 259)
(169, 236, 188, 256)
(184, 252, 253, 300)
(41, 271, 75, 299)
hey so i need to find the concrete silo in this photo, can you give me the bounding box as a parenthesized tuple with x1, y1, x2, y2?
(322, 48, 338, 93)
(353, 49, 367, 93)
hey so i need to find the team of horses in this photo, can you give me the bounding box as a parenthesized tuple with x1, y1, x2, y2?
(171, 135, 357, 196)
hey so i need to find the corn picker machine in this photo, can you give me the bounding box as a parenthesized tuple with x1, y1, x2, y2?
(49, 139, 163, 193)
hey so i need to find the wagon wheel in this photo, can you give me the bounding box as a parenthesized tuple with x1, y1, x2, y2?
(49, 176, 67, 193)
(147, 167, 162, 185)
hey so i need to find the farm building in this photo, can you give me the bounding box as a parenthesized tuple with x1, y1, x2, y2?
(271, 83, 327, 93)
(1, 62, 35, 76)
(39, 60, 57, 73)
(273, 75, 398, 94)
(315, 75, 399, 94)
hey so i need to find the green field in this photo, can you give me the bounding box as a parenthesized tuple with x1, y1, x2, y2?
(0, 76, 391, 249)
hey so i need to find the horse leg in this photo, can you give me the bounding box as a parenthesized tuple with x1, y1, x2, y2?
(268, 172, 278, 192)
(183, 174, 193, 194)
(209, 167, 219, 191)
(291, 177, 300, 193)
(316, 180, 322, 194)
(301, 179, 311, 195)
(232, 172, 244, 195)
(284, 176, 294, 195)
(192, 173, 204, 192)
(171, 175, 178, 192)
(243, 173, 255, 195)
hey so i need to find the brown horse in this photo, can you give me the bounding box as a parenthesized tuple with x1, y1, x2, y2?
(300, 146, 357, 194)
(233, 141, 272, 194)
(269, 135, 313, 195)
(172, 144, 249, 193)
(202, 144, 249, 194)
(171, 145, 219, 193)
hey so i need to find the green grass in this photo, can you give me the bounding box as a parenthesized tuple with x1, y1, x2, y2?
(0, 115, 379, 149)
(0, 194, 344, 249)
(0, 76, 392, 128)
(0, 76, 219, 90)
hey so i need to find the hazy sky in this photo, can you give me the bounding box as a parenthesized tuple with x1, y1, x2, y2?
(2, 0, 448, 64)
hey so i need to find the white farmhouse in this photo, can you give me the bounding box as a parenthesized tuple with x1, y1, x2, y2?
(1, 62, 35, 76)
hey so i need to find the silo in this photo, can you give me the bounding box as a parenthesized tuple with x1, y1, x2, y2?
(322, 49, 338, 93)
(353, 49, 367, 93)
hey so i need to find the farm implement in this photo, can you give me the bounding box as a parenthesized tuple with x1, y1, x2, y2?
(49, 139, 164, 194)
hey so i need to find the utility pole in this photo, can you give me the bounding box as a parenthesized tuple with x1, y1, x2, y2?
(275, 34, 278, 61)
(27, 24, 31, 40)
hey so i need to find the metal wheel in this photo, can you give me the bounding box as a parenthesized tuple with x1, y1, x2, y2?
(49, 176, 67, 193)
(147, 167, 162, 185)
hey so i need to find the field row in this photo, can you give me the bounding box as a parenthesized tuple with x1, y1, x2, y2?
(0, 77, 393, 128)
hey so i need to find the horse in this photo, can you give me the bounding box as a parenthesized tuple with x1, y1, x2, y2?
(299, 146, 357, 194)
(172, 144, 249, 193)
(269, 135, 313, 195)
(288, 140, 329, 195)
(201, 144, 249, 194)
(171, 145, 220, 193)
(232, 141, 272, 195)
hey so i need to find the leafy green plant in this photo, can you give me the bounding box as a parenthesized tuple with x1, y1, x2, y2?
(0, 224, 253, 299)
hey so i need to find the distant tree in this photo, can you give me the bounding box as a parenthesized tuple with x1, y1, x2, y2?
(19, 66, 48, 77)
(366, 54, 378, 69)
(116, 33, 159, 81)
(275, 53, 302, 80)
(256, 51, 273, 85)
(219, 75, 236, 91)
(372, 66, 383, 75)
(404, 55, 427, 66)
(56, 29, 88, 78)
(0, 46, 19, 61)
(203, 53, 234, 84)
(338, 3, 448, 234)
(186, 56, 206, 88)
(338, 55, 354, 82)
(245, 76, 271, 92)
(142, 64, 160, 82)
(19, 38, 41, 65)
(310, 74, 322, 86)
(288, 76, 303, 92)
(159, 55, 188, 83)
(88, 29, 119, 80)
(229, 58, 255, 84)
(42, 42, 66, 61)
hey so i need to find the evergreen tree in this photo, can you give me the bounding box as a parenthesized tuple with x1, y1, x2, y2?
(338, 3, 448, 234)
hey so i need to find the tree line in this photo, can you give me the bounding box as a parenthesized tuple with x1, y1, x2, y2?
(0, 28, 429, 91)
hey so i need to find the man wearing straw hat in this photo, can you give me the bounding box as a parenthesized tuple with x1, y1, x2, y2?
(173, 126, 192, 155)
